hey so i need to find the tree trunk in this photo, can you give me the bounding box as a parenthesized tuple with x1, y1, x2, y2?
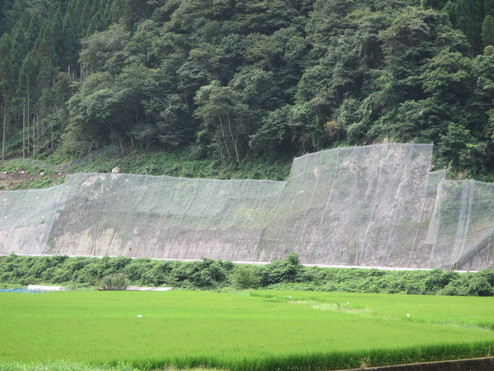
(217, 115, 232, 160)
(32, 111, 36, 157)
(34, 104, 39, 157)
(22, 99, 26, 160)
(2, 99, 6, 162)
(27, 79, 30, 156)
(226, 113, 240, 162)
(51, 106, 54, 152)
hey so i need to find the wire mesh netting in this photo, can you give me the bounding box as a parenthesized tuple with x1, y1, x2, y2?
(1, 143, 493, 269)
(256, 144, 435, 266)
(425, 180, 494, 270)
(45, 173, 285, 261)
(0, 185, 69, 255)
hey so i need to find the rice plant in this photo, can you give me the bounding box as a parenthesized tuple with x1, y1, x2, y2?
(1, 290, 493, 370)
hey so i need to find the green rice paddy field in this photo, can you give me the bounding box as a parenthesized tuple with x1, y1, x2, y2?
(1, 290, 494, 370)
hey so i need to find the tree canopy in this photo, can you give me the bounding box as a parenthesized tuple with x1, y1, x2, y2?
(0, 0, 493, 179)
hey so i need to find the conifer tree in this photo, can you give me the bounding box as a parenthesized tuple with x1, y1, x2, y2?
(10, 22, 27, 84)
(482, 15, 494, 47)
(121, 0, 154, 33)
(49, 9, 65, 69)
(25, 9, 42, 51)
(455, 0, 483, 50)
(0, 0, 5, 33)
(444, 0, 494, 52)
(62, 11, 79, 74)
(0, 33, 14, 160)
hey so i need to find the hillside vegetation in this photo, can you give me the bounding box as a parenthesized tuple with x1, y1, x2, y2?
(1, 0, 494, 181)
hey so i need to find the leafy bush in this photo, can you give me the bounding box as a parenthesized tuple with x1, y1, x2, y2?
(0, 253, 493, 296)
(439, 274, 494, 296)
(259, 253, 301, 286)
(466, 275, 494, 296)
(232, 266, 260, 289)
(139, 261, 174, 286)
(422, 269, 460, 294)
(123, 259, 154, 282)
(100, 274, 129, 291)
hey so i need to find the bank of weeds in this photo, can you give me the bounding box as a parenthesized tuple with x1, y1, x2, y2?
(1, 253, 493, 297)
(0, 147, 291, 190)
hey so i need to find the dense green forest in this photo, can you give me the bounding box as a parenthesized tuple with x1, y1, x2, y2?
(1, 0, 494, 179)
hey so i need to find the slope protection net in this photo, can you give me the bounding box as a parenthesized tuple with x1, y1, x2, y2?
(0, 185, 69, 255)
(257, 144, 437, 267)
(1, 143, 493, 270)
(45, 173, 284, 261)
(424, 180, 494, 270)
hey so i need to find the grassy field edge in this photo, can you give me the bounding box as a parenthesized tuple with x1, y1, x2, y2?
(1, 342, 493, 371)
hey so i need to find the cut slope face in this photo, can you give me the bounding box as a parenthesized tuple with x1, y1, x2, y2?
(46, 174, 284, 261)
(1, 143, 493, 270)
(256, 144, 435, 267)
(425, 180, 494, 270)
(0, 185, 69, 255)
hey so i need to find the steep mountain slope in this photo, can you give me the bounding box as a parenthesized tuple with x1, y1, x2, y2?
(0, 0, 493, 180)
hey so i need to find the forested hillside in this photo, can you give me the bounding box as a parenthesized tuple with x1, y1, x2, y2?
(0, 0, 494, 180)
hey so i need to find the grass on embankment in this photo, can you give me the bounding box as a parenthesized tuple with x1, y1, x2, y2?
(1, 290, 494, 370)
(0, 147, 292, 190)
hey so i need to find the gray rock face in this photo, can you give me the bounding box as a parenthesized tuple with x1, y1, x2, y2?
(1, 143, 493, 270)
